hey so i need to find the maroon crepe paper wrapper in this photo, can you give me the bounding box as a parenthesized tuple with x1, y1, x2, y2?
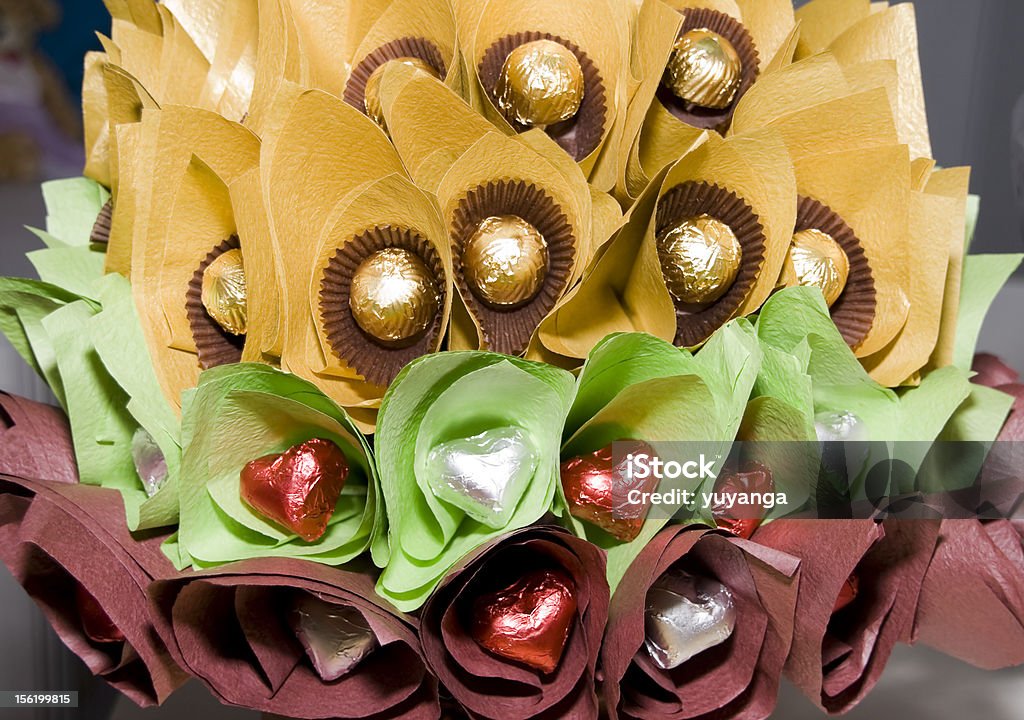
(913, 519, 1024, 669)
(994, 383, 1024, 442)
(149, 558, 440, 720)
(972, 353, 1020, 389)
(601, 525, 800, 720)
(0, 475, 186, 706)
(751, 519, 939, 714)
(419, 526, 609, 720)
(0, 392, 77, 484)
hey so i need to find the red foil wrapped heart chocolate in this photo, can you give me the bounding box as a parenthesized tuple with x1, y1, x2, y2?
(833, 573, 859, 613)
(76, 584, 126, 644)
(240, 438, 349, 542)
(470, 567, 578, 674)
(710, 461, 774, 539)
(560, 441, 657, 541)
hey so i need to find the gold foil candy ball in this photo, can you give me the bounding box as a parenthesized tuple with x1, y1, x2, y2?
(349, 247, 441, 346)
(664, 28, 743, 110)
(496, 40, 585, 127)
(201, 248, 248, 335)
(657, 214, 742, 305)
(781, 229, 851, 307)
(463, 215, 549, 309)
(364, 57, 439, 128)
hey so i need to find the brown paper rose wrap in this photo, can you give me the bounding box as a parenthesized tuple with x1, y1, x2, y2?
(85, 0, 257, 187)
(123, 105, 260, 413)
(0, 476, 187, 706)
(602, 525, 800, 720)
(753, 519, 938, 713)
(149, 558, 439, 719)
(537, 128, 794, 359)
(0, 393, 77, 484)
(419, 527, 609, 720)
(465, 0, 631, 188)
(617, 0, 797, 201)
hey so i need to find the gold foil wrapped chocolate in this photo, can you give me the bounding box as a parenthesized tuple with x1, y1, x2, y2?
(200, 248, 248, 335)
(664, 29, 743, 110)
(464, 215, 550, 309)
(364, 57, 440, 128)
(496, 40, 585, 127)
(656, 214, 742, 305)
(780, 229, 851, 307)
(349, 247, 441, 346)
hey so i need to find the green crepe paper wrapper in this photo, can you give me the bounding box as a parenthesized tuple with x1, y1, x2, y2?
(558, 321, 761, 590)
(172, 363, 383, 571)
(0, 476, 187, 706)
(375, 352, 576, 611)
(950, 254, 1024, 372)
(0, 394, 78, 485)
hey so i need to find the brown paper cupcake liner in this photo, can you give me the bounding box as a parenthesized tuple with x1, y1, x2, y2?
(343, 37, 448, 116)
(90, 199, 112, 246)
(655, 8, 760, 132)
(320, 225, 448, 387)
(795, 196, 876, 348)
(479, 32, 608, 162)
(656, 181, 766, 347)
(186, 236, 245, 370)
(450, 180, 575, 356)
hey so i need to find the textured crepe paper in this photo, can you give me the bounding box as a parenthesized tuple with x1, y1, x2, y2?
(305, 173, 454, 414)
(101, 63, 160, 202)
(787, 144, 913, 361)
(535, 162, 680, 361)
(375, 353, 576, 611)
(149, 558, 440, 720)
(663, 128, 797, 320)
(175, 363, 382, 569)
(261, 90, 405, 374)
(0, 476, 187, 706)
(106, 122, 147, 278)
(794, 0, 871, 57)
(826, 3, 932, 161)
(862, 167, 967, 384)
(348, 0, 463, 99)
(84, 51, 114, 186)
(616, 0, 683, 202)
(245, 0, 302, 133)
(913, 520, 1024, 670)
(933, 186, 980, 368)
(995, 384, 1024, 442)
(602, 526, 800, 720)
(470, 0, 629, 177)
(559, 324, 761, 588)
(0, 394, 77, 485)
(129, 106, 260, 410)
(420, 526, 609, 720)
(950, 253, 1024, 373)
(435, 131, 589, 352)
(753, 519, 936, 713)
(972, 354, 1021, 390)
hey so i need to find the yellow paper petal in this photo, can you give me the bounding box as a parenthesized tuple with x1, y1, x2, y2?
(154, 6, 212, 106)
(926, 167, 972, 369)
(732, 0, 796, 72)
(246, 0, 303, 133)
(83, 52, 113, 187)
(794, 0, 871, 57)
(103, 64, 159, 196)
(262, 90, 406, 370)
(104, 0, 163, 35)
(106, 121, 149, 277)
(286, 0, 350, 94)
(828, 3, 932, 160)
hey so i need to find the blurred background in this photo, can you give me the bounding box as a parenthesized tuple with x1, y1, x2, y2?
(1, 0, 1023, 718)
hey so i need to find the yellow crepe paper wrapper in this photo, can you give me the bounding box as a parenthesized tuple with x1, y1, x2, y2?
(467, 0, 631, 184)
(246, 0, 395, 133)
(618, 0, 797, 200)
(126, 106, 260, 413)
(862, 166, 970, 386)
(257, 88, 407, 409)
(298, 174, 454, 429)
(432, 129, 598, 356)
(537, 127, 794, 359)
(795, 0, 931, 160)
(343, 0, 465, 115)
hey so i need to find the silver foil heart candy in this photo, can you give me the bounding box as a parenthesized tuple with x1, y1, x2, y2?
(290, 594, 378, 682)
(131, 427, 168, 498)
(644, 568, 737, 670)
(425, 426, 538, 528)
(814, 410, 866, 443)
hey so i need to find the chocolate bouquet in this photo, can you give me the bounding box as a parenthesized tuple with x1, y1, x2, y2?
(2, 0, 1023, 718)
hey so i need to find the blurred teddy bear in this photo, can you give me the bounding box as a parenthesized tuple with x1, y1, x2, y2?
(0, 0, 83, 182)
